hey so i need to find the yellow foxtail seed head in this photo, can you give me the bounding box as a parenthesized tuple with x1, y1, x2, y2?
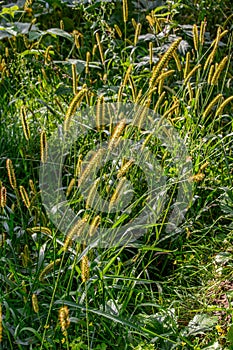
(19, 185, 30, 209)
(135, 89, 143, 103)
(21, 245, 30, 268)
(81, 255, 89, 282)
(187, 82, 193, 102)
(192, 24, 199, 51)
(146, 15, 154, 27)
(154, 91, 166, 112)
(40, 130, 48, 164)
(204, 27, 222, 69)
(20, 105, 30, 141)
(92, 44, 97, 57)
(39, 259, 61, 282)
(114, 24, 122, 38)
(6, 159, 17, 189)
(123, 0, 128, 22)
(0, 186, 7, 208)
(202, 94, 223, 118)
(72, 63, 77, 95)
(88, 215, 101, 237)
(172, 52, 181, 72)
(149, 42, 153, 66)
(134, 23, 142, 46)
(85, 178, 100, 210)
(117, 84, 124, 103)
(30, 227, 52, 235)
(117, 159, 134, 178)
(215, 95, 233, 116)
(189, 173, 205, 182)
(109, 177, 127, 210)
(44, 45, 53, 65)
(131, 18, 137, 29)
(207, 65, 215, 84)
(63, 217, 89, 251)
(96, 95, 105, 131)
(149, 37, 182, 87)
(199, 19, 207, 45)
(200, 161, 209, 171)
(85, 51, 91, 74)
(96, 32, 104, 65)
(183, 64, 202, 85)
(78, 149, 104, 187)
(75, 154, 83, 177)
(158, 78, 164, 95)
(64, 88, 88, 131)
(128, 76, 136, 102)
(29, 179, 36, 195)
(66, 178, 76, 198)
(123, 64, 132, 87)
(59, 306, 70, 333)
(183, 51, 190, 79)
(108, 119, 126, 150)
(163, 101, 180, 119)
(32, 294, 39, 313)
(211, 56, 229, 85)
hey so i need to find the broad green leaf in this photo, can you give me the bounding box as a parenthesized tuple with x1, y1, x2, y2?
(20, 49, 44, 57)
(0, 5, 19, 18)
(187, 314, 218, 335)
(46, 28, 73, 41)
(54, 300, 177, 344)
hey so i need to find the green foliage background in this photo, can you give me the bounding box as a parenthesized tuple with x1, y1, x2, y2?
(0, 0, 232, 349)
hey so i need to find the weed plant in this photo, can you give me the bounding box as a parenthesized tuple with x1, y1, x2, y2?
(0, 0, 232, 349)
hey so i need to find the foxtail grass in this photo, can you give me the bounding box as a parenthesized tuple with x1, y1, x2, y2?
(85, 178, 100, 209)
(109, 177, 127, 211)
(183, 64, 202, 84)
(210, 56, 229, 85)
(81, 255, 89, 282)
(96, 32, 104, 65)
(85, 51, 91, 74)
(215, 95, 233, 116)
(192, 24, 199, 52)
(202, 94, 223, 118)
(108, 119, 126, 150)
(114, 24, 122, 38)
(72, 63, 77, 95)
(123, 0, 128, 23)
(20, 105, 30, 141)
(88, 215, 101, 237)
(6, 159, 17, 190)
(149, 37, 182, 87)
(32, 294, 39, 313)
(117, 159, 134, 178)
(40, 130, 48, 164)
(39, 259, 61, 282)
(64, 87, 87, 131)
(0, 186, 7, 209)
(58, 306, 70, 336)
(19, 185, 31, 209)
(96, 95, 105, 131)
(134, 23, 141, 46)
(63, 216, 89, 251)
(78, 149, 104, 187)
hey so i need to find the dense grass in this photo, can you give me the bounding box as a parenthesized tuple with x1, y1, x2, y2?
(0, 0, 233, 349)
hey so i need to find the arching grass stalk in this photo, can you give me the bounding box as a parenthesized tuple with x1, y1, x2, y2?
(39, 251, 67, 350)
(81, 254, 90, 350)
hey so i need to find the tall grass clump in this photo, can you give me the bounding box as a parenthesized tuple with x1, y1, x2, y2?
(0, 1, 232, 349)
